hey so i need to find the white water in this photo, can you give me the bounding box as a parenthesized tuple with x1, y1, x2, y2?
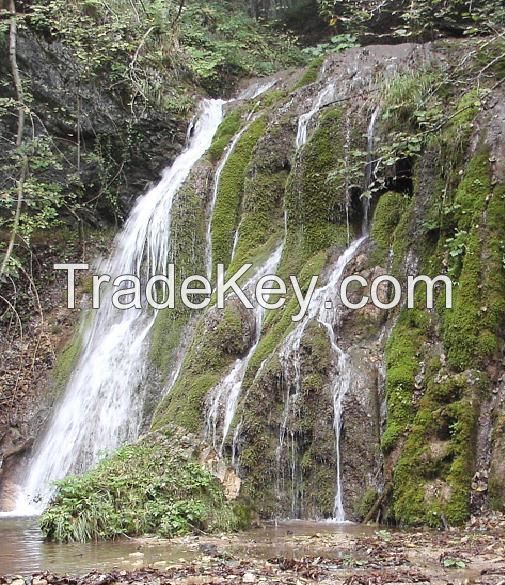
(237, 79, 277, 101)
(363, 106, 380, 227)
(278, 237, 366, 521)
(7, 99, 225, 516)
(206, 244, 283, 455)
(296, 84, 336, 148)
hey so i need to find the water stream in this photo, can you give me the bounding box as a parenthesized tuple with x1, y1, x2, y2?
(277, 238, 367, 520)
(296, 84, 336, 148)
(206, 245, 284, 454)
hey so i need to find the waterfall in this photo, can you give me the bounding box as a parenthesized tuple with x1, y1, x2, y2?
(363, 106, 380, 227)
(205, 244, 283, 455)
(296, 84, 336, 148)
(278, 237, 366, 520)
(9, 99, 225, 516)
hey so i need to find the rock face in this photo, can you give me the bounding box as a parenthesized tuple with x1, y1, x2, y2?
(0, 31, 187, 220)
(152, 40, 505, 526)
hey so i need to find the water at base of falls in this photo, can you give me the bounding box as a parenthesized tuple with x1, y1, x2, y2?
(5, 99, 226, 517)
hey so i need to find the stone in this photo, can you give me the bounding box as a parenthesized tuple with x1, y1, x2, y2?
(128, 551, 144, 558)
(242, 573, 256, 583)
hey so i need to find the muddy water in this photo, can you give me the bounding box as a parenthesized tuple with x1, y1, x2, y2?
(0, 519, 376, 576)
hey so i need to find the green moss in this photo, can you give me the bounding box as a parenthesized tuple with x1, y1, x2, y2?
(51, 311, 92, 396)
(210, 117, 267, 275)
(150, 309, 189, 373)
(208, 110, 242, 163)
(371, 192, 410, 264)
(353, 488, 379, 521)
(382, 309, 426, 453)
(41, 429, 245, 542)
(244, 250, 328, 386)
(149, 166, 208, 377)
(453, 151, 491, 232)
(392, 373, 481, 527)
(228, 171, 287, 275)
(285, 106, 350, 263)
(152, 304, 249, 432)
(259, 89, 288, 108)
(442, 152, 502, 371)
(293, 57, 323, 89)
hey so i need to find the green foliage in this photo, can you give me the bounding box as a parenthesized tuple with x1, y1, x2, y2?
(317, 0, 505, 40)
(180, 1, 303, 93)
(41, 431, 244, 542)
(302, 34, 359, 58)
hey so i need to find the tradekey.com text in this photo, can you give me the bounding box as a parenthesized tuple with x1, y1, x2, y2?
(55, 263, 453, 323)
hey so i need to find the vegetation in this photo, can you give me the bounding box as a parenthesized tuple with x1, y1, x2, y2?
(210, 116, 267, 275)
(41, 429, 246, 542)
(317, 0, 505, 40)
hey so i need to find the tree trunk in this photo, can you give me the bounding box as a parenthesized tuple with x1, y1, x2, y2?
(0, 0, 26, 279)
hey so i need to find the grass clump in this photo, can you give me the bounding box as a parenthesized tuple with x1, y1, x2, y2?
(41, 429, 245, 542)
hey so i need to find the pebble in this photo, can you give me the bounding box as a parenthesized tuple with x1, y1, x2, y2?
(11, 580, 25, 585)
(32, 580, 47, 585)
(242, 573, 256, 583)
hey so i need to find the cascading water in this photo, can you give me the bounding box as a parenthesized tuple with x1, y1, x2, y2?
(276, 102, 382, 520)
(237, 79, 277, 101)
(363, 106, 381, 226)
(296, 84, 336, 148)
(278, 237, 367, 520)
(8, 99, 225, 516)
(206, 244, 283, 455)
